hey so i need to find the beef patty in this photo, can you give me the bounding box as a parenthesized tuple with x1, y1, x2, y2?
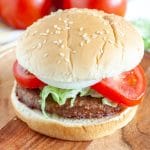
(16, 84, 126, 119)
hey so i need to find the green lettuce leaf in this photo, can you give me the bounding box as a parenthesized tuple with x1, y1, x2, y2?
(102, 98, 117, 107)
(40, 86, 81, 117)
(80, 88, 102, 98)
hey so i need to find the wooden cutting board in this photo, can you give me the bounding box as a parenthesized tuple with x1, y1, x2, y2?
(0, 47, 150, 150)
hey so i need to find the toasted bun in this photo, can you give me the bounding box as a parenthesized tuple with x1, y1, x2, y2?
(16, 9, 144, 89)
(11, 83, 137, 141)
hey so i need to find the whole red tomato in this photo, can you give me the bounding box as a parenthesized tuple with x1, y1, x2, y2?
(52, 0, 63, 10)
(63, 0, 90, 8)
(0, 0, 51, 29)
(63, 0, 127, 16)
(89, 0, 127, 16)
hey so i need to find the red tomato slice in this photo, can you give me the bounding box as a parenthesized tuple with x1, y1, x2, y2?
(13, 61, 45, 89)
(91, 66, 146, 106)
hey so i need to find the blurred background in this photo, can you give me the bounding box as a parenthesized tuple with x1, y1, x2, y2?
(0, 0, 149, 51)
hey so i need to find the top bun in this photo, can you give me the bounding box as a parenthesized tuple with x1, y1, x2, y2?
(16, 9, 144, 89)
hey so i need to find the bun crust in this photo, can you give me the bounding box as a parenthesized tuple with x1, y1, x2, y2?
(16, 9, 144, 89)
(11, 83, 138, 141)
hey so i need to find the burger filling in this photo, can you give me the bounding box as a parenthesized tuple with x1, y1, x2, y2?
(16, 84, 125, 119)
(13, 61, 146, 119)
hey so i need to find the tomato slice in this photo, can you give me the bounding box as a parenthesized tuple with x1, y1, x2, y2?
(91, 66, 146, 106)
(13, 61, 46, 89)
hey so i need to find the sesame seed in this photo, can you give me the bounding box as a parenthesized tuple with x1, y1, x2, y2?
(46, 29, 50, 34)
(57, 60, 61, 64)
(43, 39, 47, 44)
(31, 31, 37, 36)
(117, 42, 122, 48)
(91, 13, 98, 17)
(82, 35, 88, 40)
(53, 41, 59, 45)
(103, 37, 107, 40)
(79, 27, 83, 31)
(65, 72, 71, 76)
(100, 48, 104, 53)
(25, 32, 29, 37)
(100, 31, 103, 35)
(57, 9, 63, 13)
(96, 31, 103, 35)
(53, 40, 58, 44)
(54, 25, 58, 28)
(92, 34, 98, 39)
(61, 44, 65, 48)
(86, 39, 90, 44)
(58, 17, 62, 21)
(55, 30, 61, 34)
(59, 52, 65, 57)
(64, 20, 68, 24)
(65, 58, 70, 63)
(104, 22, 109, 25)
(43, 53, 48, 57)
(72, 50, 77, 54)
(68, 21, 73, 24)
(54, 25, 62, 31)
(80, 42, 84, 47)
(57, 27, 62, 30)
(37, 43, 42, 49)
(53, 39, 63, 46)
(96, 31, 100, 34)
(32, 45, 36, 49)
(120, 32, 125, 37)
(82, 33, 90, 43)
(103, 29, 109, 34)
(40, 33, 48, 36)
(55, 31, 58, 34)
(64, 27, 70, 30)
(106, 30, 109, 34)
(108, 40, 114, 44)
(65, 24, 69, 27)
(58, 39, 62, 43)
(82, 33, 88, 38)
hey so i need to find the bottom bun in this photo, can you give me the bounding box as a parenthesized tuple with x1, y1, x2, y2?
(11, 83, 138, 141)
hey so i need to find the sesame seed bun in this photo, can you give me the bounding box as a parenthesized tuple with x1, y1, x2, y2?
(16, 8, 144, 89)
(11, 83, 138, 141)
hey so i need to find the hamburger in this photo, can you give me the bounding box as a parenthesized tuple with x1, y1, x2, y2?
(11, 8, 146, 141)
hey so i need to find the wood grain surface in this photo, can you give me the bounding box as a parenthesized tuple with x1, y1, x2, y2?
(0, 49, 150, 150)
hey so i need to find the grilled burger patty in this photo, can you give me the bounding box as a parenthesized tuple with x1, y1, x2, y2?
(16, 84, 126, 119)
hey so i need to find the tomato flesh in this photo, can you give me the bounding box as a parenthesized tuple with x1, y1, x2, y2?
(13, 61, 45, 89)
(91, 66, 146, 106)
